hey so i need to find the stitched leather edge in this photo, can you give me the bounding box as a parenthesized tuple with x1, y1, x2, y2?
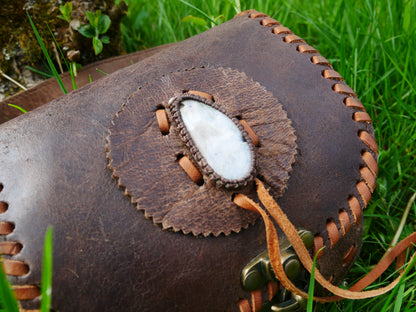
(242, 9, 378, 253)
(234, 10, 379, 309)
(0, 183, 41, 308)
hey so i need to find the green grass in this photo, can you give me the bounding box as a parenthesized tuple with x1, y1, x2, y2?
(308, 248, 326, 312)
(0, 227, 53, 312)
(0, 257, 19, 312)
(1, 0, 415, 311)
(27, 13, 68, 94)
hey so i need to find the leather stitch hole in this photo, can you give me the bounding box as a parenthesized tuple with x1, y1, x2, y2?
(12, 285, 41, 301)
(0, 184, 38, 305)
(239, 119, 260, 147)
(260, 17, 280, 27)
(311, 55, 332, 67)
(322, 69, 344, 81)
(326, 219, 340, 248)
(344, 97, 366, 110)
(177, 154, 204, 186)
(358, 131, 379, 154)
(0, 221, 14, 235)
(0, 201, 8, 213)
(283, 34, 305, 43)
(338, 209, 351, 236)
(272, 26, 292, 35)
(343, 245, 356, 266)
(0, 241, 23, 255)
(360, 166, 377, 192)
(348, 196, 362, 223)
(353, 112, 372, 123)
(155, 108, 170, 135)
(234, 9, 255, 18)
(297, 44, 318, 53)
(356, 181, 372, 207)
(313, 235, 325, 259)
(1, 259, 30, 276)
(248, 12, 268, 19)
(362, 151, 379, 175)
(333, 83, 357, 97)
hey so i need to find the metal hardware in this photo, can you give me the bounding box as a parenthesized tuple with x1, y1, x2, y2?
(241, 229, 313, 291)
(241, 229, 314, 311)
(270, 293, 308, 312)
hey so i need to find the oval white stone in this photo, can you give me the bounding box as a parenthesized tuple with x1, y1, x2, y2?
(179, 99, 252, 180)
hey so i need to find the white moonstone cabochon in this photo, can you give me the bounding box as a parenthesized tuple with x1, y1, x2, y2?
(179, 99, 252, 180)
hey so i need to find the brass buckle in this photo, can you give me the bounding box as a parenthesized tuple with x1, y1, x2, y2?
(241, 229, 314, 312)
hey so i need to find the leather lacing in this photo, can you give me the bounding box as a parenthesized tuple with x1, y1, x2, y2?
(240, 8, 381, 259)
(0, 182, 41, 309)
(233, 10, 415, 310)
(157, 91, 210, 185)
(156, 90, 260, 186)
(156, 90, 271, 310)
(234, 179, 416, 303)
(239, 281, 279, 312)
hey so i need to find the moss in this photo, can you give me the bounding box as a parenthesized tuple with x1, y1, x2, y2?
(0, 0, 127, 97)
(0, 1, 61, 71)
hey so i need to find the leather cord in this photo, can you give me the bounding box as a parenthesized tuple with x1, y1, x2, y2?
(234, 178, 416, 302)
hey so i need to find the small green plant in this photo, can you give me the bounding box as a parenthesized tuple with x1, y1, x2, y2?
(27, 13, 79, 93)
(27, 13, 68, 94)
(78, 10, 111, 55)
(58, 2, 73, 23)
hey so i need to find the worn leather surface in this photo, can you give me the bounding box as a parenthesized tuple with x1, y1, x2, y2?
(107, 67, 297, 236)
(0, 12, 375, 311)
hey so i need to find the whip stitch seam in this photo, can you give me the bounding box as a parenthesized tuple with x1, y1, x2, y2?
(234, 9, 379, 310)
(0, 183, 41, 309)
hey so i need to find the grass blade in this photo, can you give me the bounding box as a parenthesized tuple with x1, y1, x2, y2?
(0, 257, 19, 312)
(381, 251, 416, 311)
(388, 193, 416, 250)
(393, 283, 405, 312)
(40, 226, 53, 312)
(7, 104, 28, 114)
(27, 13, 67, 94)
(25, 65, 54, 78)
(96, 68, 109, 76)
(178, 0, 218, 25)
(46, 24, 78, 91)
(307, 247, 325, 312)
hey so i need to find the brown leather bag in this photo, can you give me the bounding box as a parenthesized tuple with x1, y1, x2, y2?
(0, 10, 414, 312)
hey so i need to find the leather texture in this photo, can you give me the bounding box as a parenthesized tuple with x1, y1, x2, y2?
(107, 67, 297, 236)
(0, 11, 376, 311)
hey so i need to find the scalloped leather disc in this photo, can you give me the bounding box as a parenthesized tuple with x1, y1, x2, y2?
(107, 67, 297, 236)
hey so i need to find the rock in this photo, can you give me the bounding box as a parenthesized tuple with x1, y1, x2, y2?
(179, 99, 252, 180)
